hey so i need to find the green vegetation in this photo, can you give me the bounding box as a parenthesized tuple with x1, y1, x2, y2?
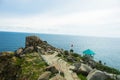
(77, 74, 87, 80)
(57, 53, 62, 57)
(19, 53, 48, 80)
(60, 72, 65, 77)
(0, 52, 48, 80)
(81, 54, 120, 75)
(70, 49, 74, 53)
(58, 49, 120, 77)
(71, 53, 81, 58)
(0, 52, 21, 80)
(64, 50, 69, 55)
(96, 63, 120, 74)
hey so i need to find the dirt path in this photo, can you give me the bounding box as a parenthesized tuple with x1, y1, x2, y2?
(41, 52, 80, 80)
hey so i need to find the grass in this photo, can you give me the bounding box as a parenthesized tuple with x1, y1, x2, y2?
(19, 52, 48, 80)
(7, 52, 48, 80)
(77, 74, 87, 80)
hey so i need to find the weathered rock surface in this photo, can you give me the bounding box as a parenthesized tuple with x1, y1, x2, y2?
(50, 74, 66, 80)
(23, 46, 34, 53)
(87, 69, 110, 80)
(25, 36, 55, 52)
(26, 36, 42, 48)
(45, 66, 58, 74)
(38, 71, 51, 80)
(117, 75, 120, 80)
(104, 72, 120, 80)
(79, 63, 92, 75)
(71, 62, 81, 72)
(15, 48, 23, 55)
(66, 56, 76, 62)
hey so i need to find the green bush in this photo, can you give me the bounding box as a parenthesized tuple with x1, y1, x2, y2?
(96, 63, 120, 74)
(60, 72, 64, 77)
(57, 54, 61, 57)
(70, 49, 74, 53)
(71, 53, 80, 57)
(64, 50, 69, 55)
(77, 74, 87, 80)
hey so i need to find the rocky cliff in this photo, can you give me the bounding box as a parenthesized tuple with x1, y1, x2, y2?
(0, 36, 120, 80)
(0, 36, 56, 80)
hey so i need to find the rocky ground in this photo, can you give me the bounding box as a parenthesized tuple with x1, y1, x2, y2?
(0, 36, 120, 80)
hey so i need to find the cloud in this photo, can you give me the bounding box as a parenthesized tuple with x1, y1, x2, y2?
(1, 7, 119, 26)
(0, 0, 120, 37)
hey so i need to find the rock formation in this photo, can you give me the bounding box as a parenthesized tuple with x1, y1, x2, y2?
(87, 69, 110, 80)
(25, 36, 55, 53)
(38, 71, 51, 80)
(0, 35, 120, 80)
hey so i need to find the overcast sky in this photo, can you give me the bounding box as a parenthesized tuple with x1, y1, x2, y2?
(0, 0, 120, 37)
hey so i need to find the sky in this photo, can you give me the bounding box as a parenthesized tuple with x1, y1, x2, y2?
(0, 0, 120, 37)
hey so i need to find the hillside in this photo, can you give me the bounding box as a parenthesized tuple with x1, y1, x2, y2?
(0, 36, 120, 80)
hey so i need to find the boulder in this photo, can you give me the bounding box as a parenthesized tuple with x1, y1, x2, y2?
(15, 48, 23, 55)
(66, 56, 76, 62)
(23, 46, 34, 53)
(25, 36, 42, 48)
(25, 36, 55, 52)
(45, 66, 58, 74)
(69, 65, 76, 70)
(117, 75, 120, 80)
(50, 74, 66, 80)
(71, 62, 81, 72)
(79, 63, 92, 75)
(87, 69, 109, 80)
(38, 71, 51, 80)
(74, 62, 81, 70)
(105, 72, 120, 80)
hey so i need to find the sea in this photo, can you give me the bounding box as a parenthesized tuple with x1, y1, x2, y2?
(0, 31, 120, 70)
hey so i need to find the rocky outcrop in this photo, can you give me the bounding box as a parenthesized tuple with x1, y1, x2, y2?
(38, 71, 52, 80)
(66, 56, 76, 62)
(71, 62, 81, 72)
(15, 48, 23, 55)
(72, 63, 92, 76)
(25, 36, 42, 48)
(25, 36, 55, 53)
(117, 75, 120, 80)
(0, 53, 21, 80)
(79, 63, 92, 75)
(23, 46, 34, 53)
(50, 74, 66, 80)
(45, 66, 58, 74)
(87, 69, 110, 80)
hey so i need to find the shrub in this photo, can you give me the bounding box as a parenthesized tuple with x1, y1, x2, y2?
(77, 74, 87, 80)
(70, 49, 74, 53)
(60, 72, 64, 77)
(64, 50, 69, 55)
(96, 63, 120, 74)
(57, 54, 61, 57)
(71, 53, 80, 57)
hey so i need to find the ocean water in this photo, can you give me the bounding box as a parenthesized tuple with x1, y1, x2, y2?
(0, 31, 120, 70)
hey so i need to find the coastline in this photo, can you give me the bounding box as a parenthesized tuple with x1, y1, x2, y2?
(0, 35, 120, 80)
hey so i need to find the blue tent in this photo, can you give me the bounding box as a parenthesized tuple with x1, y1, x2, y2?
(83, 49, 95, 56)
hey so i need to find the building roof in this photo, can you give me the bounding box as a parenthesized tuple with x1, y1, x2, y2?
(83, 49, 95, 55)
